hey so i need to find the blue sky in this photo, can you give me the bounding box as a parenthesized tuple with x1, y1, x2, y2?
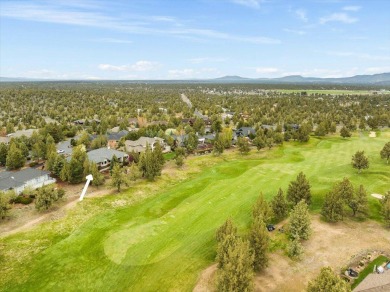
(0, 0, 389, 80)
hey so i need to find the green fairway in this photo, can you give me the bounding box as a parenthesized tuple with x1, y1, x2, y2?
(1, 132, 389, 291)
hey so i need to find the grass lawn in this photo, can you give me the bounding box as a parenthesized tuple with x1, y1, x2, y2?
(352, 255, 389, 289)
(0, 131, 389, 291)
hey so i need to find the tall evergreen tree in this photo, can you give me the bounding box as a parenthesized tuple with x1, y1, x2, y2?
(110, 163, 128, 192)
(380, 141, 390, 164)
(289, 200, 311, 240)
(0, 143, 8, 166)
(381, 192, 390, 228)
(90, 162, 104, 187)
(321, 189, 344, 222)
(216, 238, 254, 292)
(252, 193, 273, 224)
(68, 145, 87, 184)
(307, 267, 351, 292)
(352, 150, 369, 173)
(249, 214, 269, 272)
(6, 142, 26, 170)
(286, 172, 312, 206)
(271, 188, 288, 221)
(348, 185, 368, 217)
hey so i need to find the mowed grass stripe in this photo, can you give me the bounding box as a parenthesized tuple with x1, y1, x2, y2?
(1, 133, 389, 291)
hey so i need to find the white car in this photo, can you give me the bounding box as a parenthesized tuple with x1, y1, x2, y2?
(57, 149, 65, 154)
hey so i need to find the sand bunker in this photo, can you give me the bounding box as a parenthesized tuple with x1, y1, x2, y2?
(369, 131, 376, 137)
(371, 193, 384, 199)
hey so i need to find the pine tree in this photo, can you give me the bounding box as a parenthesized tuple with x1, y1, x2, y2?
(111, 163, 128, 192)
(286, 172, 312, 206)
(289, 200, 311, 240)
(271, 188, 288, 221)
(45, 134, 56, 159)
(252, 193, 273, 224)
(128, 163, 142, 181)
(90, 162, 104, 187)
(352, 150, 369, 173)
(287, 237, 304, 260)
(60, 161, 70, 182)
(321, 189, 344, 222)
(53, 154, 66, 177)
(380, 142, 390, 164)
(0, 191, 14, 219)
(348, 185, 368, 217)
(6, 142, 26, 170)
(216, 218, 237, 243)
(237, 137, 250, 155)
(335, 177, 354, 202)
(213, 133, 224, 156)
(68, 145, 87, 184)
(35, 185, 64, 211)
(381, 192, 390, 228)
(216, 238, 254, 292)
(340, 126, 351, 138)
(0, 143, 8, 166)
(249, 214, 269, 272)
(307, 267, 351, 292)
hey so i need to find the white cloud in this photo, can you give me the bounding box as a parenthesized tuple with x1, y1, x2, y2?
(283, 28, 306, 35)
(342, 6, 361, 12)
(320, 13, 358, 24)
(231, 0, 262, 9)
(0, 1, 280, 45)
(98, 61, 160, 72)
(295, 9, 308, 22)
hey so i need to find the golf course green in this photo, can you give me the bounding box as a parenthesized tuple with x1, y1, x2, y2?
(1, 132, 389, 291)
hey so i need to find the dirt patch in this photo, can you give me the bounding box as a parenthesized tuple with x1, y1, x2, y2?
(193, 264, 217, 292)
(0, 184, 113, 238)
(193, 215, 390, 292)
(369, 131, 376, 138)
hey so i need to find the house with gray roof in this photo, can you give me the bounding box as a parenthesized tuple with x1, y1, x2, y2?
(0, 168, 56, 194)
(125, 137, 169, 153)
(86, 148, 129, 169)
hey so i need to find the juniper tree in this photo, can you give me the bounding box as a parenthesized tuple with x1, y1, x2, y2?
(340, 126, 351, 138)
(271, 188, 288, 221)
(289, 200, 311, 240)
(307, 267, 351, 292)
(382, 192, 390, 228)
(286, 172, 311, 206)
(352, 150, 369, 173)
(216, 238, 254, 292)
(348, 185, 368, 217)
(6, 142, 26, 170)
(110, 163, 129, 192)
(252, 193, 273, 223)
(249, 214, 269, 272)
(380, 142, 390, 164)
(321, 189, 344, 222)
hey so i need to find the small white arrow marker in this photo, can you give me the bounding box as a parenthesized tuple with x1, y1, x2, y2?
(79, 174, 93, 201)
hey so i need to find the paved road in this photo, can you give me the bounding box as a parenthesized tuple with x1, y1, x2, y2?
(181, 93, 192, 109)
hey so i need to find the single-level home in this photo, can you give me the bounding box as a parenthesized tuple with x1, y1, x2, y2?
(87, 148, 129, 169)
(125, 137, 169, 153)
(0, 168, 56, 194)
(107, 130, 129, 149)
(236, 127, 256, 137)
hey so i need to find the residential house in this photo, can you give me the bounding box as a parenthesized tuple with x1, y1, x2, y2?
(125, 137, 169, 154)
(236, 127, 256, 138)
(107, 130, 129, 149)
(0, 168, 56, 194)
(86, 148, 129, 169)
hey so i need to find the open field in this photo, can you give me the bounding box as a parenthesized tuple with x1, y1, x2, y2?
(0, 132, 389, 291)
(275, 89, 375, 95)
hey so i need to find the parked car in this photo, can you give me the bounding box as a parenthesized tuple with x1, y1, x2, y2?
(57, 149, 65, 154)
(266, 224, 275, 232)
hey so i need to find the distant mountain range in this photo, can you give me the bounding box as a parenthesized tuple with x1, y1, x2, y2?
(214, 73, 390, 85)
(1, 72, 390, 85)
